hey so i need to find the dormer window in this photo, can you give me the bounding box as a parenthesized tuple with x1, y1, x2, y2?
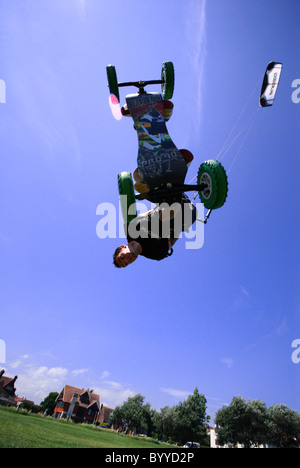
(79, 392, 90, 405)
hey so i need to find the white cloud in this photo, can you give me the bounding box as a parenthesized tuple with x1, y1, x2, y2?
(276, 317, 288, 337)
(47, 367, 68, 378)
(10, 359, 23, 369)
(220, 357, 234, 369)
(241, 285, 250, 297)
(160, 387, 190, 399)
(9, 355, 29, 369)
(100, 370, 110, 380)
(5, 356, 135, 409)
(92, 374, 137, 408)
(95, 386, 135, 409)
(93, 379, 135, 408)
(76, 0, 88, 21)
(103, 380, 123, 389)
(15, 365, 69, 402)
(5, 355, 76, 404)
(233, 285, 251, 310)
(71, 368, 89, 377)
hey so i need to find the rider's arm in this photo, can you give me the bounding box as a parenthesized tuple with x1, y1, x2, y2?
(121, 104, 131, 117)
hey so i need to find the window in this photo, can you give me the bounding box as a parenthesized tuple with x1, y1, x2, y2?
(80, 393, 90, 405)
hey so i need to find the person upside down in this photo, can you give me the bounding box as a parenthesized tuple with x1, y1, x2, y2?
(113, 99, 197, 268)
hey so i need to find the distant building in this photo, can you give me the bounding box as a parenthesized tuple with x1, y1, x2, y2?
(14, 396, 35, 406)
(0, 369, 18, 406)
(53, 385, 100, 424)
(208, 425, 220, 448)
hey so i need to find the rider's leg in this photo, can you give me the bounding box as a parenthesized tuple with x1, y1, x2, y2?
(133, 149, 193, 194)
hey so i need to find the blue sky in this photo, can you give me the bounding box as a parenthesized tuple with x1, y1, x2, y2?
(0, 0, 299, 420)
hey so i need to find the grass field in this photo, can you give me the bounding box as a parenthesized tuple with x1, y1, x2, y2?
(0, 407, 171, 448)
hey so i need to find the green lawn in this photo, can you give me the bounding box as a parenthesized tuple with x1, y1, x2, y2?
(0, 407, 171, 448)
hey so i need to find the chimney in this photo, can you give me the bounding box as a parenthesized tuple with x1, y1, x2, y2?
(11, 376, 18, 385)
(67, 392, 78, 420)
(0, 369, 4, 379)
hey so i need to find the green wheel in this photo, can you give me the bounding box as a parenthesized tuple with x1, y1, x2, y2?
(118, 172, 137, 224)
(197, 160, 228, 209)
(161, 61, 175, 99)
(106, 65, 120, 102)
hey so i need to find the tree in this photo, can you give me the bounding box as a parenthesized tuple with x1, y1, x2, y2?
(110, 405, 124, 429)
(176, 387, 209, 444)
(111, 394, 151, 434)
(154, 405, 180, 442)
(40, 392, 59, 416)
(267, 404, 300, 448)
(215, 396, 300, 448)
(142, 403, 156, 437)
(245, 399, 269, 446)
(19, 401, 41, 413)
(215, 396, 268, 448)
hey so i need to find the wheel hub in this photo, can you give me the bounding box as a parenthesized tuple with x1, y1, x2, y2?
(199, 172, 212, 200)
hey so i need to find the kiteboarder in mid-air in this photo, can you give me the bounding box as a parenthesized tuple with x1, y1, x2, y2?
(106, 62, 228, 267)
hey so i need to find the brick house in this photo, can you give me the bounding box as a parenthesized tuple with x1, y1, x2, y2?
(0, 369, 18, 406)
(53, 385, 100, 424)
(99, 404, 114, 425)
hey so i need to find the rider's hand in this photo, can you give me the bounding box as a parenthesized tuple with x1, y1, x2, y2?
(121, 104, 131, 117)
